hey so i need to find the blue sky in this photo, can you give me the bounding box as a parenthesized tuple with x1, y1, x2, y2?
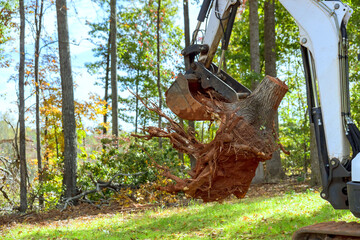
(0, 0, 105, 123)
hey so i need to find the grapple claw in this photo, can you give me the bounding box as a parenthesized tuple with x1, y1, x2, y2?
(166, 63, 251, 121)
(165, 73, 214, 121)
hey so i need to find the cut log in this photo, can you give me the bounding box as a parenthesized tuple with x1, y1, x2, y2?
(134, 75, 288, 202)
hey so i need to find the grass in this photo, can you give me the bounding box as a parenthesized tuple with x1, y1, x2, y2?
(1, 190, 359, 240)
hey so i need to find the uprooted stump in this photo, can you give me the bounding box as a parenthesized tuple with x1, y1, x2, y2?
(133, 75, 288, 202)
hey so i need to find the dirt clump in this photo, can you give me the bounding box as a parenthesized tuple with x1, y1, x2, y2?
(134, 75, 288, 202)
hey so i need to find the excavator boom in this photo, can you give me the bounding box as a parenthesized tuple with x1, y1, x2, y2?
(165, 0, 360, 238)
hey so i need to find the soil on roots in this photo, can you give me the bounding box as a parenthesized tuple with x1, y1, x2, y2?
(134, 75, 288, 202)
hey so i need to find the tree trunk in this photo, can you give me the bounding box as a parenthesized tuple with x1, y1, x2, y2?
(249, 0, 264, 184)
(183, 0, 196, 168)
(178, 119, 184, 165)
(249, 0, 260, 79)
(188, 120, 196, 168)
(264, 0, 276, 77)
(303, 111, 309, 179)
(264, 0, 284, 181)
(183, 0, 190, 70)
(54, 118, 60, 159)
(135, 76, 288, 202)
(19, 0, 27, 213)
(103, 29, 111, 136)
(157, 0, 163, 148)
(110, 0, 118, 137)
(135, 57, 139, 135)
(310, 123, 321, 186)
(44, 116, 49, 163)
(56, 0, 77, 199)
(35, 0, 44, 208)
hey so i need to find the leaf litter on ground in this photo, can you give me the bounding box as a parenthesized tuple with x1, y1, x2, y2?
(1, 178, 312, 228)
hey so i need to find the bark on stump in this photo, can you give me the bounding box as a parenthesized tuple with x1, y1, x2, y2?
(135, 75, 288, 202)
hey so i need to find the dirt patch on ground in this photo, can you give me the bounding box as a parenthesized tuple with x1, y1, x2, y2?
(246, 179, 316, 199)
(0, 202, 159, 229)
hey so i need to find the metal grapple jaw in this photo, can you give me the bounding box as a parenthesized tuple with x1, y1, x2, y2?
(166, 62, 251, 121)
(166, 73, 213, 121)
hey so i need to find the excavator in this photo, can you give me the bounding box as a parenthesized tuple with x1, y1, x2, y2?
(165, 0, 360, 239)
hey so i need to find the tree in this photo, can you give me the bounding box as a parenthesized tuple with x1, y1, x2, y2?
(84, 15, 111, 135)
(226, 0, 262, 88)
(34, 0, 44, 207)
(310, 124, 320, 185)
(0, 1, 16, 48)
(278, 59, 310, 177)
(183, 0, 196, 168)
(115, 0, 181, 131)
(104, 31, 111, 135)
(56, 0, 77, 199)
(19, 0, 27, 213)
(264, 0, 284, 181)
(249, 0, 260, 81)
(110, 0, 118, 137)
(183, 0, 190, 70)
(157, 0, 163, 148)
(249, 0, 264, 183)
(180, 0, 191, 167)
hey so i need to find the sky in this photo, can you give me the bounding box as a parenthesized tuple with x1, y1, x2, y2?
(0, 0, 201, 132)
(0, 0, 105, 125)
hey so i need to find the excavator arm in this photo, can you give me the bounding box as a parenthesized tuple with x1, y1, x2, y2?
(166, 0, 251, 121)
(166, 0, 360, 238)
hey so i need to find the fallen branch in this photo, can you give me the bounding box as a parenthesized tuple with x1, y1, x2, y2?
(0, 186, 13, 206)
(61, 172, 143, 211)
(0, 166, 11, 176)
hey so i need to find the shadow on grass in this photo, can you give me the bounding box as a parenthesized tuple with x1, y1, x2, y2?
(21, 194, 354, 240)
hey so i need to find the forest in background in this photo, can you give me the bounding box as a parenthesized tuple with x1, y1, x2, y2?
(1, 0, 360, 213)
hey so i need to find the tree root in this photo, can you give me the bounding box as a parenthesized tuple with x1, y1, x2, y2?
(133, 75, 288, 202)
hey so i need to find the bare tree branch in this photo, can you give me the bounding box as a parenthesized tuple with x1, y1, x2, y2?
(0, 186, 13, 205)
(61, 172, 143, 211)
(0, 166, 11, 175)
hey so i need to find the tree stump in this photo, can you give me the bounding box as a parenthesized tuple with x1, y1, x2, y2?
(134, 75, 288, 202)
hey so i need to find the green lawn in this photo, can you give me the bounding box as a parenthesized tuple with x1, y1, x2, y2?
(1, 190, 359, 240)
